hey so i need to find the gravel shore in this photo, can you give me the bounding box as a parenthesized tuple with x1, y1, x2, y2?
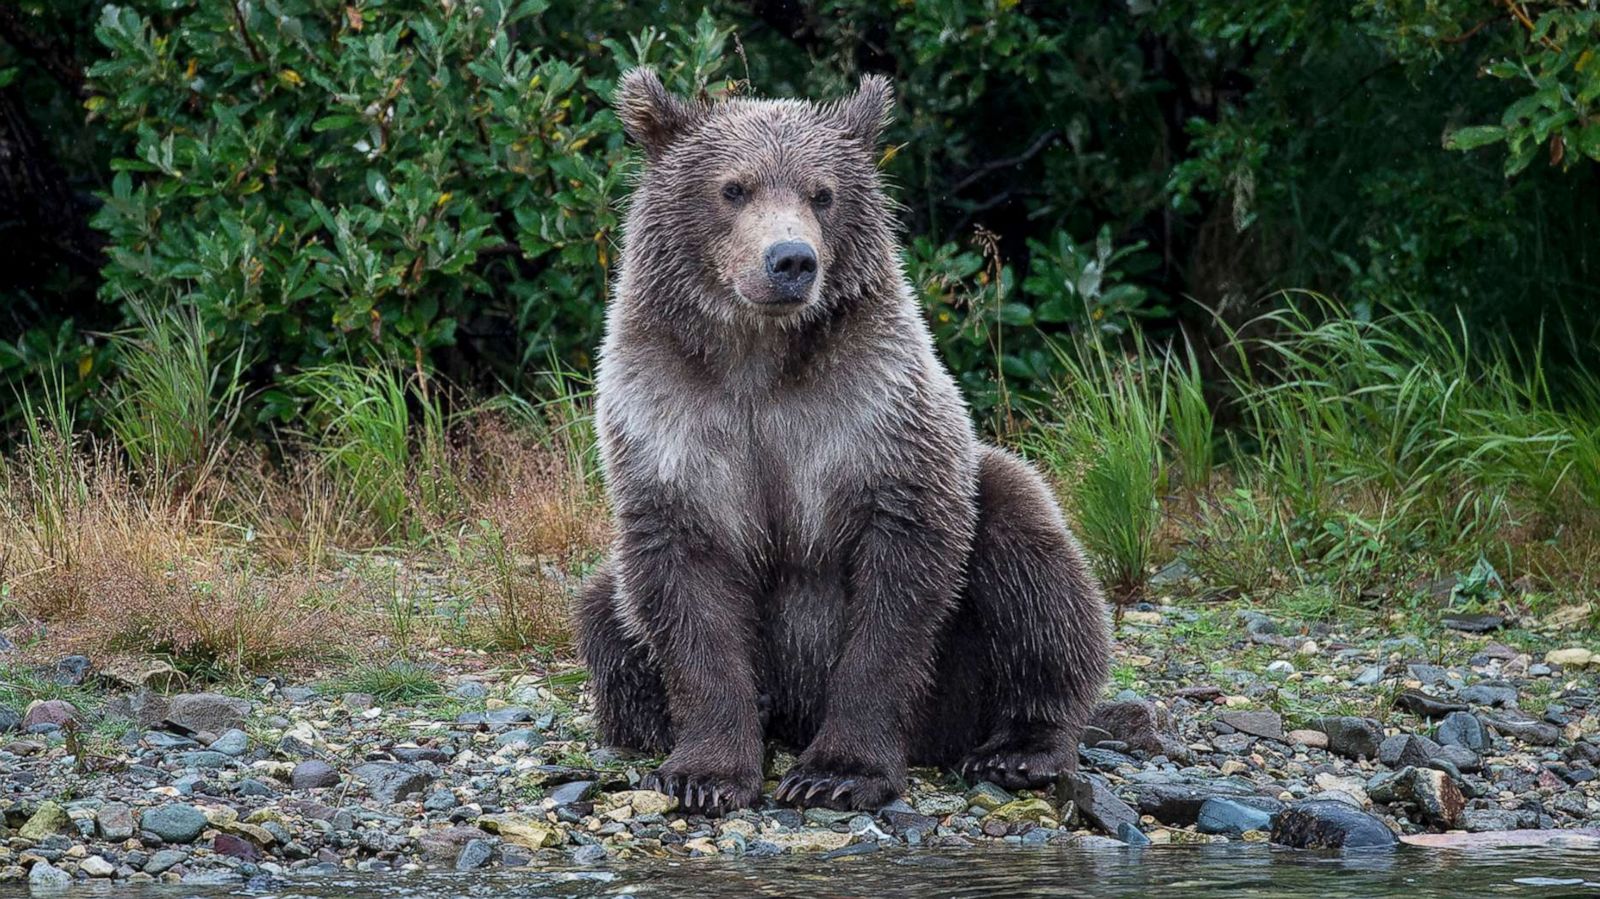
(3, 599, 1598, 888)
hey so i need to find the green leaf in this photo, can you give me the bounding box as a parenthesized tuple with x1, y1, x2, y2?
(1444, 125, 1505, 151)
(1576, 123, 1600, 162)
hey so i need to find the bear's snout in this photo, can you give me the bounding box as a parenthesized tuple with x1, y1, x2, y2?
(762, 241, 818, 302)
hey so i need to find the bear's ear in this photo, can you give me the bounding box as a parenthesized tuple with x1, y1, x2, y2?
(614, 68, 701, 161)
(835, 74, 894, 149)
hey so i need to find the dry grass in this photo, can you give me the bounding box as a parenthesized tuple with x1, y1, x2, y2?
(0, 406, 610, 682)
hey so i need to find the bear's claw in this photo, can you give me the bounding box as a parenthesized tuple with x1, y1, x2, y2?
(640, 769, 757, 817)
(774, 768, 894, 810)
(958, 747, 1068, 790)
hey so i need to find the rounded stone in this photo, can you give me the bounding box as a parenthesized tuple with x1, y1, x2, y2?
(141, 804, 209, 843)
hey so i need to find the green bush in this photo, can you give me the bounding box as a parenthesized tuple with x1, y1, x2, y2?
(3, 0, 1597, 427)
(85, 2, 732, 398)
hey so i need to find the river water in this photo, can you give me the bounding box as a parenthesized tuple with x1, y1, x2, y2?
(35, 843, 1600, 898)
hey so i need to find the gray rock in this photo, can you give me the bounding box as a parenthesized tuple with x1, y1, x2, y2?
(1459, 684, 1518, 708)
(172, 751, 232, 769)
(28, 860, 72, 889)
(1484, 712, 1561, 746)
(179, 871, 243, 885)
(144, 849, 189, 874)
(1461, 808, 1524, 832)
(1354, 665, 1386, 686)
(1063, 773, 1140, 835)
(1407, 664, 1451, 686)
(1435, 745, 1482, 773)
(1116, 822, 1151, 846)
(1390, 767, 1465, 828)
(547, 780, 596, 805)
(0, 705, 21, 733)
(165, 693, 251, 737)
(97, 801, 135, 841)
(1441, 612, 1505, 633)
(484, 707, 535, 726)
(1378, 734, 1440, 769)
(353, 762, 434, 803)
(51, 655, 92, 685)
(1394, 690, 1467, 719)
(423, 788, 457, 811)
(494, 728, 544, 748)
(1196, 798, 1275, 836)
(208, 728, 250, 756)
(291, 759, 340, 790)
(452, 682, 489, 700)
(1215, 710, 1285, 742)
(1128, 781, 1267, 826)
(235, 778, 277, 798)
(455, 838, 494, 871)
(144, 731, 200, 750)
(1270, 800, 1397, 850)
(281, 686, 318, 703)
(1436, 711, 1489, 751)
(1315, 716, 1383, 760)
(571, 843, 608, 865)
(141, 804, 208, 843)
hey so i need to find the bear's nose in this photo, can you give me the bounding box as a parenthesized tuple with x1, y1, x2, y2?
(763, 240, 817, 299)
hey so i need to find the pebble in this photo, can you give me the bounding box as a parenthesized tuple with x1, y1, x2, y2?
(352, 762, 434, 803)
(291, 759, 340, 790)
(209, 729, 251, 756)
(455, 839, 494, 871)
(21, 700, 76, 731)
(1285, 729, 1329, 749)
(1436, 711, 1489, 752)
(1196, 798, 1274, 836)
(140, 804, 208, 843)
(28, 860, 72, 889)
(1544, 648, 1594, 668)
(1314, 716, 1383, 760)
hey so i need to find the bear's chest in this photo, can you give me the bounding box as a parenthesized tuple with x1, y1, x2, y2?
(601, 362, 891, 557)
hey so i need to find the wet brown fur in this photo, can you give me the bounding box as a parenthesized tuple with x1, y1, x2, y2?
(576, 69, 1110, 815)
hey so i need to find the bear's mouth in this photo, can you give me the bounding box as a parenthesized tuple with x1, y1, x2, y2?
(732, 273, 820, 315)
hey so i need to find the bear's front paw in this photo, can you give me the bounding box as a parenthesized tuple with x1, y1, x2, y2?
(775, 756, 900, 811)
(959, 729, 1075, 790)
(640, 764, 760, 817)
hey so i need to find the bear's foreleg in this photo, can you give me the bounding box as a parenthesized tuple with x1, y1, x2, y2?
(774, 478, 969, 811)
(614, 503, 765, 817)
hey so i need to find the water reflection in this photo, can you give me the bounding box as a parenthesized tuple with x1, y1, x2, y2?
(87, 844, 1600, 899)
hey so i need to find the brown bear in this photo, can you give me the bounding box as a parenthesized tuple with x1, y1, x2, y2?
(576, 68, 1110, 816)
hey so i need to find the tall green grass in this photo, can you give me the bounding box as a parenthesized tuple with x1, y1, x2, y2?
(105, 300, 245, 500)
(1027, 335, 1171, 597)
(289, 363, 453, 538)
(9, 374, 88, 572)
(1029, 296, 1600, 604)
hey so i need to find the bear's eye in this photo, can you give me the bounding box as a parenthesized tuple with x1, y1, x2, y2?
(811, 188, 834, 209)
(721, 181, 748, 204)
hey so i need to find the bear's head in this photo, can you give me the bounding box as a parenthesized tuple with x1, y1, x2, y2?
(614, 69, 896, 325)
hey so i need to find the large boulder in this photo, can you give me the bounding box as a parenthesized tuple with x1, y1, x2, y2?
(1270, 800, 1397, 850)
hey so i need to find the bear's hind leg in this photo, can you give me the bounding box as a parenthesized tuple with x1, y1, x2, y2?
(575, 561, 673, 754)
(954, 448, 1110, 790)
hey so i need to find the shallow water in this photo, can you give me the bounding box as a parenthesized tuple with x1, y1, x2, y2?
(39, 844, 1600, 899)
